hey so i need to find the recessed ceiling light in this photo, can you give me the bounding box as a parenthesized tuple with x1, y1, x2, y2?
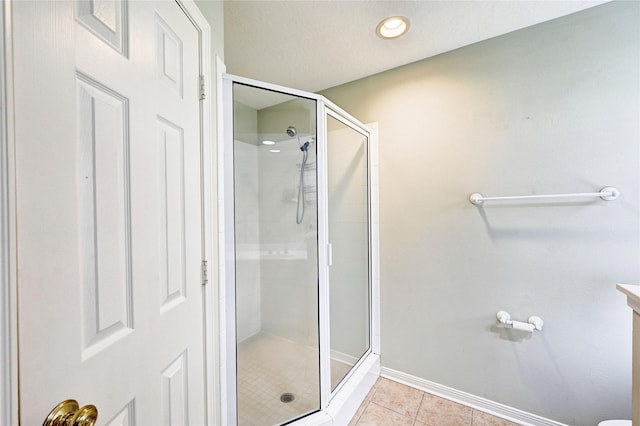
(376, 16, 410, 39)
(269, 149, 280, 153)
(262, 140, 276, 145)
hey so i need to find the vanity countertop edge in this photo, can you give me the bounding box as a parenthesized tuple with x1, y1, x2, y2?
(617, 283, 640, 314)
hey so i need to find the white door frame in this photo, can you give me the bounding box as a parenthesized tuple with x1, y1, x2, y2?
(0, 0, 17, 424)
(1, 1, 217, 424)
(174, 2, 217, 424)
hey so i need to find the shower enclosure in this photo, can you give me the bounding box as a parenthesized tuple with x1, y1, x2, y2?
(222, 75, 380, 425)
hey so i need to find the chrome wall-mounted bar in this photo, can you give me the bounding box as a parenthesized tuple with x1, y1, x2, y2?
(469, 186, 620, 206)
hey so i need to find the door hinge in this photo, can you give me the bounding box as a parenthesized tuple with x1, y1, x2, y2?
(199, 75, 205, 101)
(202, 259, 209, 286)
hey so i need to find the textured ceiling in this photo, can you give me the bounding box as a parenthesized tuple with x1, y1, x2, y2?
(224, 0, 608, 95)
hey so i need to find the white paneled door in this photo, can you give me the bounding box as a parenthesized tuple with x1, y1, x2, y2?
(13, 1, 206, 424)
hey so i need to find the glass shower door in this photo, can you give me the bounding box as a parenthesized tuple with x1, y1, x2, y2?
(325, 111, 371, 392)
(232, 82, 320, 426)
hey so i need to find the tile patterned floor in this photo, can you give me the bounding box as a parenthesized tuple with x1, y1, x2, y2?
(349, 377, 521, 426)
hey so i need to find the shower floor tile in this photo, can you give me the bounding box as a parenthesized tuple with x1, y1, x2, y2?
(237, 333, 320, 426)
(237, 332, 358, 426)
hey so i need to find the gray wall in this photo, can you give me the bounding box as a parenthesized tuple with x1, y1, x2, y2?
(195, 0, 224, 60)
(321, 2, 640, 424)
(327, 123, 370, 360)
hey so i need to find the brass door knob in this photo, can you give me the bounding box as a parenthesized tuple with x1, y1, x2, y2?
(43, 399, 98, 426)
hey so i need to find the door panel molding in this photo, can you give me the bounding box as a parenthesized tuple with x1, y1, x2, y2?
(76, 72, 134, 359)
(0, 0, 18, 424)
(76, 0, 128, 57)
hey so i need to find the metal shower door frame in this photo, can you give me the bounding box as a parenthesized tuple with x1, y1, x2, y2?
(220, 73, 380, 426)
(322, 104, 379, 401)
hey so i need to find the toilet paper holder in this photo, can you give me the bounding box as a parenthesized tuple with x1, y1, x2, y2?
(496, 311, 543, 332)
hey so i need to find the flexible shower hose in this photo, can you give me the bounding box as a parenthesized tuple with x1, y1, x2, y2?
(296, 148, 309, 224)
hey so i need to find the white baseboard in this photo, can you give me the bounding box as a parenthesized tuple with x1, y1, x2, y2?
(381, 367, 567, 426)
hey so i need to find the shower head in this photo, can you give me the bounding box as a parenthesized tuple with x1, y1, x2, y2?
(286, 126, 297, 138)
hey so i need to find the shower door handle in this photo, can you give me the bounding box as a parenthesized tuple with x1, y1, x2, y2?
(327, 243, 333, 266)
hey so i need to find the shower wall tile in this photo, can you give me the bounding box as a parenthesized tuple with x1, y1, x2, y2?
(234, 141, 262, 341)
(257, 140, 319, 346)
(236, 259, 261, 341)
(260, 259, 318, 344)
